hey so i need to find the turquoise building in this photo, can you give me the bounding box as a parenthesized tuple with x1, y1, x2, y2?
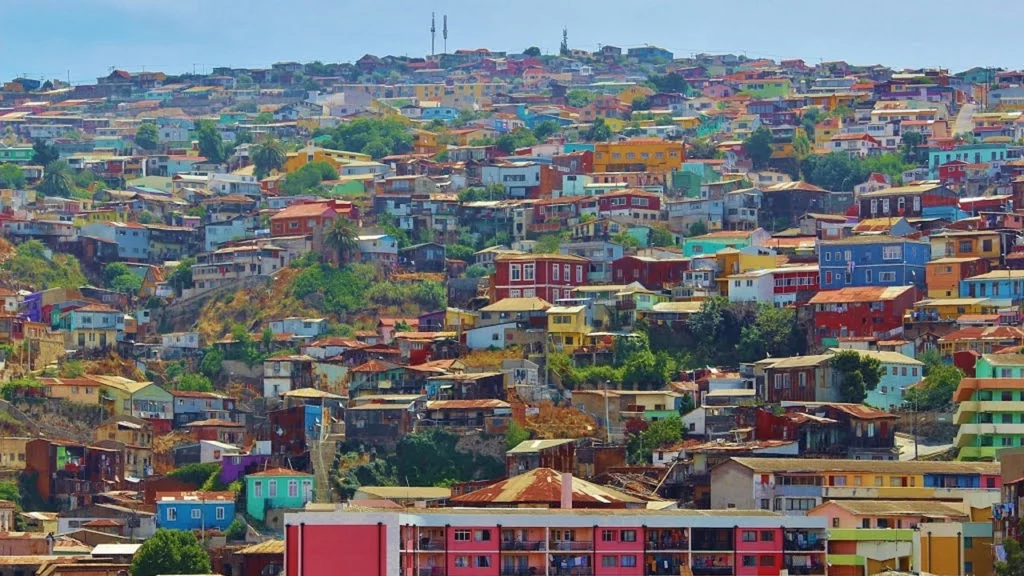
(928, 143, 1007, 178)
(245, 468, 314, 521)
(682, 228, 770, 257)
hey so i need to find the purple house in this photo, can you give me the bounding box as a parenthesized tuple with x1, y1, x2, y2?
(417, 310, 445, 332)
(219, 452, 273, 484)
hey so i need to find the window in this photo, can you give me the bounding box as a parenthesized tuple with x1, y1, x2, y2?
(288, 480, 298, 497)
(564, 264, 571, 281)
(870, 199, 878, 214)
(742, 530, 757, 542)
(875, 476, 883, 486)
(761, 499, 771, 510)
(760, 556, 774, 566)
(215, 507, 225, 520)
(191, 509, 201, 519)
(474, 557, 490, 568)
(913, 196, 921, 212)
(742, 556, 757, 567)
(602, 530, 616, 542)
(510, 264, 521, 281)
(576, 265, 583, 283)
(523, 264, 535, 281)
(882, 245, 902, 260)
(760, 531, 774, 542)
(602, 556, 618, 568)
(865, 269, 872, 283)
(964, 537, 974, 549)
(879, 271, 897, 282)
(621, 530, 636, 542)
(474, 530, 491, 542)
(552, 264, 559, 281)
(253, 481, 263, 498)
(882, 198, 890, 213)
(833, 517, 840, 528)
(454, 530, 471, 541)
(621, 556, 637, 568)
(268, 481, 277, 497)
(166, 507, 177, 521)
(454, 556, 469, 568)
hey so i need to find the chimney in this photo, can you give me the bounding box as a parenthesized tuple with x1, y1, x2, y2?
(560, 472, 573, 509)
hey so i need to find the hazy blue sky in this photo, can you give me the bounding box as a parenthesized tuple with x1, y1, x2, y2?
(3, 0, 1022, 83)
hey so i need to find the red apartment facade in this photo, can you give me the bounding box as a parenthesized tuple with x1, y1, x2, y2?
(491, 254, 590, 303)
(283, 508, 827, 576)
(268, 200, 357, 237)
(806, 285, 918, 345)
(597, 189, 662, 222)
(612, 256, 691, 290)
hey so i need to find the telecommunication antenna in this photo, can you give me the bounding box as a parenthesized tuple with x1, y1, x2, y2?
(442, 14, 448, 54)
(431, 13, 436, 56)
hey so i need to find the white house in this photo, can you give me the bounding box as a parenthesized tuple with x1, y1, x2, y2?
(481, 162, 541, 198)
(466, 322, 518, 350)
(357, 235, 399, 266)
(829, 134, 882, 158)
(725, 269, 774, 304)
(269, 317, 328, 339)
(200, 439, 240, 464)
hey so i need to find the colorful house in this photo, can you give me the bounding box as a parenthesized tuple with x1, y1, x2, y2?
(57, 304, 123, 351)
(818, 236, 929, 290)
(683, 228, 770, 257)
(91, 375, 174, 433)
(808, 286, 918, 347)
(929, 230, 1005, 267)
(246, 468, 314, 521)
(282, 145, 371, 173)
(545, 305, 590, 353)
(955, 376, 1024, 460)
(592, 139, 685, 174)
(156, 491, 236, 531)
(827, 349, 923, 411)
(926, 257, 990, 299)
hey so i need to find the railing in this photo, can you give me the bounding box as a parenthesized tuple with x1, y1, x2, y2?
(784, 540, 826, 552)
(691, 542, 733, 551)
(691, 567, 733, 576)
(548, 541, 594, 551)
(647, 540, 690, 551)
(647, 566, 685, 576)
(549, 570, 593, 576)
(785, 563, 825, 575)
(500, 569, 539, 576)
(417, 568, 445, 576)
(418, 540, 445, 551)
(502, 540, 547, 551)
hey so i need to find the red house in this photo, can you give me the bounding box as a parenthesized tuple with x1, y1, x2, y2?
(268, 199, 357, 237)
(611, 255, 690, 290)
(597, 189, 662, 221)
(939, 160, 968, 185)
(807, 285, 918, 345)
(491, 253, 590, 303)
(551, 150, 593, 175)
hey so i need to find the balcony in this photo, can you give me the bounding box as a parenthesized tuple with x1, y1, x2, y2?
(955, 422, 1024, 446)
(500, 570, 540, 576)
(418, 540, 445, 551)
(784, 563, 825, 576)
(954, 401, 1024, 424)
(647, 539, 689, 551)
(502, 541, 546, 552)
(691, 567, 733, 576)
(784, 540, 826, 552)
(418, 568, 445, 576)
(548, 541, 593, 552)
(691, 541, 732, 552)
(647, 565, 686, 576)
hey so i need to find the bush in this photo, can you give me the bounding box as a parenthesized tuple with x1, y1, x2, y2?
(225, 518, 246, 541)
(167, 463, 222, 488)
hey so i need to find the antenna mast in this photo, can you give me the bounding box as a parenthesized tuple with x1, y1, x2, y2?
(443, 14, 448, 54)
(431, 13, 436, 56)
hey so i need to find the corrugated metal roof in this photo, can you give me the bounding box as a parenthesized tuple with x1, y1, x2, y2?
(354, 486, 451, 500)
(426, 399, 510, 410)
(507, 439, 576, 454)
(236, 539, 284, 555)
(824, 500, 966, 517)
(479, 297, 552, 313)
(808, 286, 913, 304)
(450, 468, 643, 505)
(726, 457, 999, 475)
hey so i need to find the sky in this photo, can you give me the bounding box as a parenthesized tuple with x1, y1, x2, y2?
(3, 0, 1023, 83)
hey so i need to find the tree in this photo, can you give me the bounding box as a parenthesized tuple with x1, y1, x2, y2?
(532, 120, 559, 141)
(496, 128, 538, 154)
(996, 523, 1024, 576)
(110, 274, 143, 294)
(737, 303, 802, 362)
(177, 374, 213, 392)
(905, 363, 962, 410)
(0, 163, 26, 189)
(446, 244, 474, 263)
(505, 420, 531, 451)
(832, 350, 883, 404)
(167, 258, 194, 293)
(612, 232, 640, 249)
(792, 133, 812, 163)
(901, 131, 926, 165)
(250, 136, 287, 179)
(631, 97, 651, 111)
(586, 118, 611, 142)
(195, 119, 225, 164)
(224, 518, 246, 541)
(103, 262, 132, 286)
(799, 107, 821, 141)
(131, 530, 211, 576)
(135, 123, 159, 151)
(534, 234, 562, 254)
(323, 217, 358, 265)
(649, 227, 675, 248)
(280, 161, 339, 196)
(0, 240, 87, 289)
(566, 90, 597, 108)
(464, 264, 490, 278)
(687, 138, 719, 160)
(687, 297, 726, 362)
(629, 416, 682, 464)
(322, 117, 412, 159)
(687, 220, 708, 237)
(199, 347, 224, 379)
(648, 72, 688, 94)
(31, 140, 59, 166)
(743, 126, 774, 169)
(38, 160, 73, 197)
(559, 27, 569, 56)
(523, 46, 541, 57)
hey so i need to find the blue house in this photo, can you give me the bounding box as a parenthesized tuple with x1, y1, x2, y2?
(156, 491, 236, 531)
(420, 107, 459, 123)
(818, 235, 929, 290)
(928, 143, 1007, 178)
(960, 270, 1024, 303)
(627, 46, 674, 62)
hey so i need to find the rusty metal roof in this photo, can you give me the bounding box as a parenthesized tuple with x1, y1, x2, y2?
(808, 285, 913, 304)
(450, 468, 643, 506)
(426, 399, 510, 410)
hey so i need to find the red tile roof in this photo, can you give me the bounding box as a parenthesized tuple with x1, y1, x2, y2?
(450, 468, 643, 506)
(808, 286, 914, 304)
(269, 202, 336, 220)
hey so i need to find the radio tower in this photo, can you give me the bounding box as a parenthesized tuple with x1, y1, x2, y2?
(431, 13, 436, 56)
(443, 14, 448, 54)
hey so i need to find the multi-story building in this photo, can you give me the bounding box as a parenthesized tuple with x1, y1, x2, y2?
(711, 458, 1000, 515)
(191, 244, 286, 294)
(283, 507, 828, 576)
(94, 416, 154, 479)
(491, 253, 590, 303)
(25, 439, 124, 510)
(926, 257, 991, 298)
(592, 139, 685, 174)
(818, 236, 929, 290)
(955, 377, 1024, 460)
(961, 270, 1024, 303)
(930, 230, 1008, 267)
(830, 349, 923, 411)
(155, 491, 236, 532)
(725, 265, 820, 307)
(57, 304, 124, 351)
(858, 182, 961, 222)
(807, 285, 918, 346)
(938, 326, 1024, 357)
(595, 189, 662, 223)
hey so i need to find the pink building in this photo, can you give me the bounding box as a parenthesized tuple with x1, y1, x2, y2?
(283, 508, 827, 576)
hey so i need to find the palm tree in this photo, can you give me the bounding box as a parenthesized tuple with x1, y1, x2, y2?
(250, 136, 287, 179)
(38, 160, 73, 198)
(323, 217, 359, 265)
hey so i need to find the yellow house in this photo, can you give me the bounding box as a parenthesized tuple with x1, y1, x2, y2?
(412, 129, 441, 155)
(72, 209, 119, 228)
(593, 139, 685, 173)
(714, 248, 781, 296)
(94, 416, 154, 480)
(39, 377, 102, 405)
(283, 145, 372, 173)
(0, 436, 30, 470)
(90, 375, 173, 421)
(805, 92, 866, 111)
(445, 308, 477, 332)
(930, 230, 1002, 266)
(547, 305, 590, 353)
(602, 117, 627, 133)
(814, 116, 842, 148)
(908, 298, 1003, 323)
(618, 85, 654, 105)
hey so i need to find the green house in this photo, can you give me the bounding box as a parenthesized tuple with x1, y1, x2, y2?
(975, 354, 1024, 378)
(0, 145, 34, 164)
(245, 468, 314, 521)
